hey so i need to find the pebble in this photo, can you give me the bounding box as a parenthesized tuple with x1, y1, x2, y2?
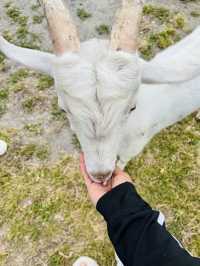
(0, 140, 7, 156)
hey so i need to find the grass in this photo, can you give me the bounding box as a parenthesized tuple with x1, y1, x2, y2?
(143, 5, 171, 22)
(0, 115, 199, 265)
(0, 0, 199, 265)
(0, 88, 9, 117)
(77, 8, 92, 21)
(32, 15, 44, 24)
(37, 75, 54, 91)
(139, 4, 187, 60)
(19, 143, 49, 160)
(0, 52, 6, 71)
(96, 24, 110, 35)
(22, 96, 46, 113)
(126, 115, 200, 255)
(24, 123, 43, 135)
(51, 97, 67, 121)
(4, 3, 41, 49)
(191, 11, 200, 17)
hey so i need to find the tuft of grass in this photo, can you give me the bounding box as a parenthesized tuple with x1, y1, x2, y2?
(150, 27, 177, 49)
(0, 52, 6, 64)
(0, 88, 9, 101)
(72, 134, 81, 150)
(24, 123, 43, 135)
(141, 4, 188, 59)
(2, 30, 14, 43)
(37, 75, 54, 90)
(51, 98, 67, 121)
(191, 11, 200, 17)
(6, 6, 21, 23)
(31, 3, 40, 11)
(96, 24, 110, 35)
(143, 5, 170, 22)
(0, 88, 9, 117)
(22, 96, 45, 113)
(0, 52, 6, 72)
(0, 102, 7, 117)
(5, 3, 41, 50)
(139, 27, 177, 59)
(10, 69, 29, 84)
(173, 13, 186, 29)
(77, 8, 92, 21)
(19, 143, 49, 160)
(32, 15, 44, 24)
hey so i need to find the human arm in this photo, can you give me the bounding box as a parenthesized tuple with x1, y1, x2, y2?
(80, 154, 200, 266)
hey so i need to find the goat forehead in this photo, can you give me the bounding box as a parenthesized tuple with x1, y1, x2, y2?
(68, 94, 131, 141)
(55, 55, 140, 100)
(54, 43, 140, 126)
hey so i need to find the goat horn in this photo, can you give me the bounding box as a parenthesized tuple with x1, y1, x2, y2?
(110, 0, 144, 53)
(40, 0, 80, 55)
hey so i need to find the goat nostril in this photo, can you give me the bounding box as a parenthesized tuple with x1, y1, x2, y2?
(90, 171, 113, 182)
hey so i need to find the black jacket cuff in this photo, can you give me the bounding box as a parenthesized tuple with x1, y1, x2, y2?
(96, 182, 152, 224)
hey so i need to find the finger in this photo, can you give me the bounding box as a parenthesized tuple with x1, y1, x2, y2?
(114, 167, 130, 178)
(112, 169, 133, 187)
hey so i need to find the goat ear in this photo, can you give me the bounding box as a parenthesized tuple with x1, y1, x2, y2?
(141, 26, 200, 84)
(0, 36, 55, 76)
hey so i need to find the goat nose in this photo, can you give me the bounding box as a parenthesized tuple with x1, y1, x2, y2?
(90, 171, 113, 183)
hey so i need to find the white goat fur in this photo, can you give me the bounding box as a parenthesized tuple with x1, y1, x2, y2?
(1, 27, 200, 174)
(1, 25, 200, 266)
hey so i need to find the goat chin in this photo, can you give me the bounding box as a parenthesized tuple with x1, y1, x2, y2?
(89, 173, 113, 185)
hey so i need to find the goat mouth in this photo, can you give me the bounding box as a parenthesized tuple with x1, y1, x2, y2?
(89, 173, 113, 184)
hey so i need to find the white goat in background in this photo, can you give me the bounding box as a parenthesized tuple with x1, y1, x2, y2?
(0, 0, 200, 265)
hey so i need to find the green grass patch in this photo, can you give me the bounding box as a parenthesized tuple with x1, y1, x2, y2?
(32, 15, 44, 24)
(0, 52, 6, 64)
(5, 3, 41, 49)
(51, 98, 67, 121)
(96, 24, 110, 35)
(31, 3, 41, 11)
(77, 8, 92, 21)
(24, 123, 43, 135)
(143, 4, 170, 22)
(140, 4, 187, 59)
(191, 10, 200, 17)
(37, 75, 54, 90)
(10, 69, 29, 84)
(0, 88, 9, 117)
(19, 143, 49, 160)
(22, 96, 45, 113)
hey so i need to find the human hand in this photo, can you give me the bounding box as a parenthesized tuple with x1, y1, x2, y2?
(80, 154, 133, 206)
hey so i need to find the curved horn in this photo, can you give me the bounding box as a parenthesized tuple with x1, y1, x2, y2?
(110, 0, 144, 53)
(40, 0, 80, 55)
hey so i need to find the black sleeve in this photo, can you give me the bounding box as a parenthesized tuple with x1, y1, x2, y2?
(96, 182, 200, 266)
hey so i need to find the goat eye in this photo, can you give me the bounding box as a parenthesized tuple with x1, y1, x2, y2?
(130, 105, 136, 112)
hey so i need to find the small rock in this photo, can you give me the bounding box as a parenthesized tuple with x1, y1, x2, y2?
(0, 140, 7, 156)
(20, 199, 33, 208)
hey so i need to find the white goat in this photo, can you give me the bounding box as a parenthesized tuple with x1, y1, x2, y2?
(0, 0, 200, 264)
